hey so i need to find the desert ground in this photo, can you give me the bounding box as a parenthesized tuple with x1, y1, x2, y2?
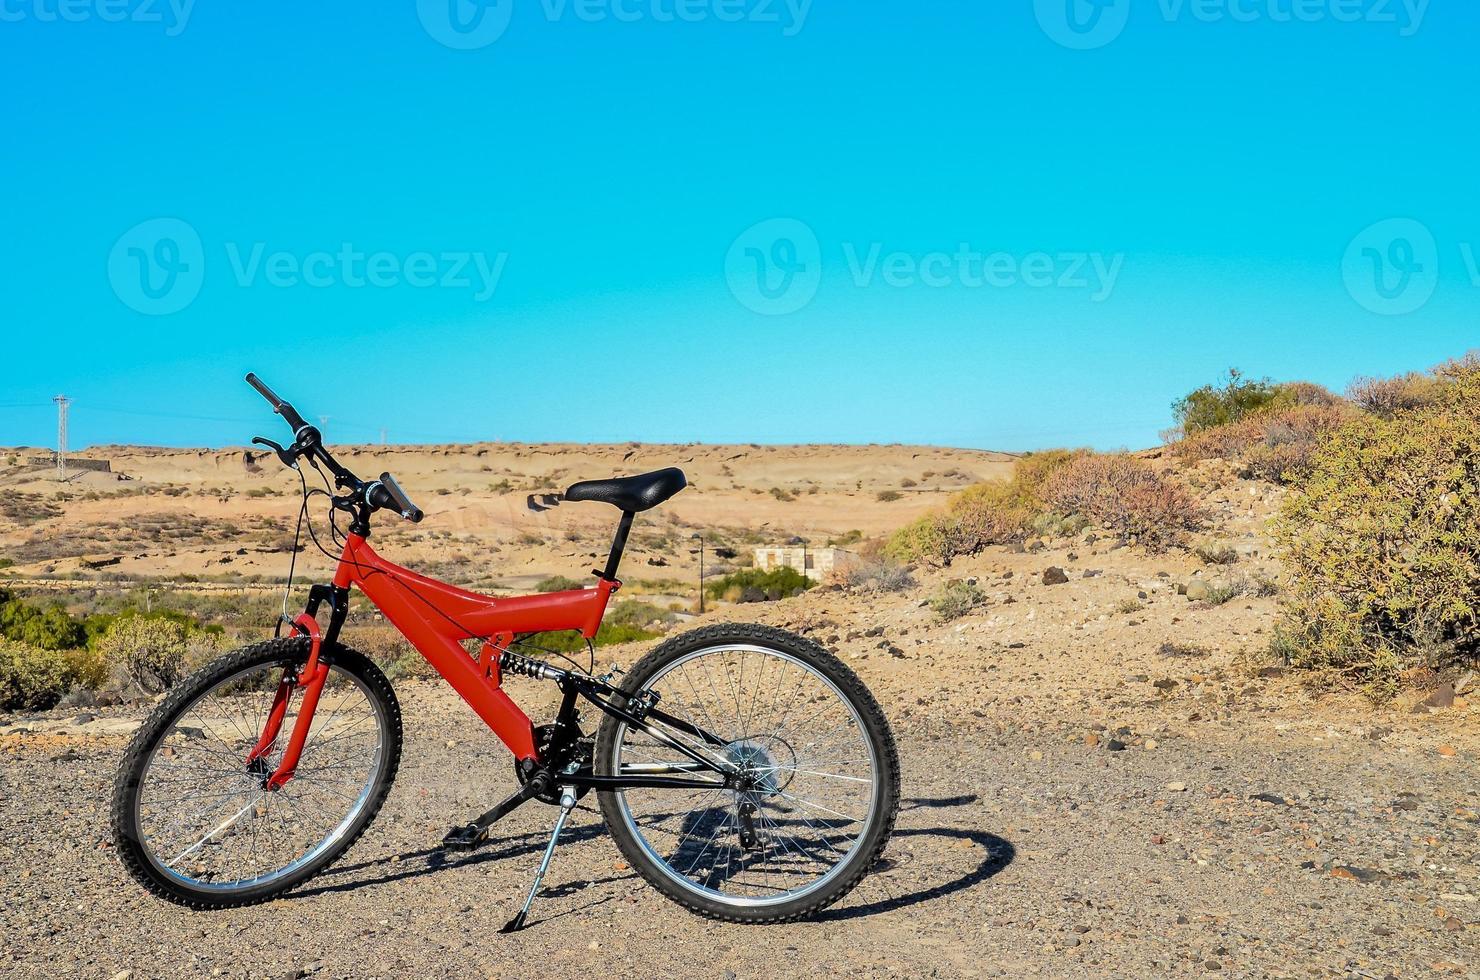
(1, 443, 1476, 979)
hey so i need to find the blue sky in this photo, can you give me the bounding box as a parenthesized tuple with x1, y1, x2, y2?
(1, 0, 1475, 451)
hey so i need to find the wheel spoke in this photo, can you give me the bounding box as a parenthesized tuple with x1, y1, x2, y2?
(129, 654, 388, 894)
(609, 642, 881, 907)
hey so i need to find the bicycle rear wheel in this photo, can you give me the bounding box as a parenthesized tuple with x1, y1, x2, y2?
(594, 623, 899, 923)
(111, 637, 401, 908)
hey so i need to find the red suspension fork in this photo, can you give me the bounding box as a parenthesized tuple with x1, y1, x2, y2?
(247, 613, 331, 790)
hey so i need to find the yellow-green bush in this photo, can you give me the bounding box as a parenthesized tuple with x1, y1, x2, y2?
(929, 581, 986, 622)
(0, 638, 95, 711)
(1273, 371, 1480, 698)
(1171, 370, 1339, 437)
(886, 450, 1084, 566)
(97, 616, 193, 694)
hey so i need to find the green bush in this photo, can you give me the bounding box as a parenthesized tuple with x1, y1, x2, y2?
(1172, 369, 1291, 435)
(526, 600, 675, 654)
(0, 590, 87, 651)
(1273, 370, 1480, 699)
(704, 566, 813, 602)
(929, 581, 985, 622)
(0, 638, 73, 711)
(535, 575, 586, 593)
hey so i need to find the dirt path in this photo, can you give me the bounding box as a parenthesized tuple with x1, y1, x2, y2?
(2, 667, 1474, 980)
(3, 457, 1477, 978)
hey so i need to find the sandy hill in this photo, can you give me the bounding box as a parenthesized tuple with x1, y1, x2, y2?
(0, 442, 1018, 591)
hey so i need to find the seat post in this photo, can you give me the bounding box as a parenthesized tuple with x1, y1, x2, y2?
(600, 511, 635, 581)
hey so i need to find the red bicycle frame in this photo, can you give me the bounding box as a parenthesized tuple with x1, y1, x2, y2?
(333, 532, 620, 762)
(250, 533, 622, 788)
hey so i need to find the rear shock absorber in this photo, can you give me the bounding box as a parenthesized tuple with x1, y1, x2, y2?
(499, 650, 567, 681)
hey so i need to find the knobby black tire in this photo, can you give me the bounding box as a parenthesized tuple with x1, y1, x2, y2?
(110, 637, 402, 909)
(593, 622, 900, 924)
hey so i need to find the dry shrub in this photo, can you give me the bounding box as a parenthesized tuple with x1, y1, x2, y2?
(886, 449, 1086, 566)
(1174, 404, 1352, 483)
(1346, 373, 1442, 418)
(1041, 454, 1206, 552)
(839, 559, 915, 593)
(1346, 351, 1480, 419)
(1280, 381, 1344, 408)
(1242, 405, 1354, 482)
(98, 617, 193, 694)
(1273, 370, 1480, 699)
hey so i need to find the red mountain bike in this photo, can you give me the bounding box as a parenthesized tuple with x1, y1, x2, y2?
(111, 375, 899, 930)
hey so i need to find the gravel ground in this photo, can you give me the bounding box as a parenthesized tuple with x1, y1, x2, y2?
(2, 666, 1475, 980)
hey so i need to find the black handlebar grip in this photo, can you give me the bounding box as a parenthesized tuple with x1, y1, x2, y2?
(245, 373, 308, 433)
(374, 473, 424, 523)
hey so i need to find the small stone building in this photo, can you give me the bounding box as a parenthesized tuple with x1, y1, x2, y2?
(752, 546, 857, 581)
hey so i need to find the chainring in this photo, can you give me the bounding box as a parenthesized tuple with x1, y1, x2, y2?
(516, 723, 594, 804)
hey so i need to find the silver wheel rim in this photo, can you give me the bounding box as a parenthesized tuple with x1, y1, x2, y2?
(610, 644, 880, 908)
(133, 658, 386, 893)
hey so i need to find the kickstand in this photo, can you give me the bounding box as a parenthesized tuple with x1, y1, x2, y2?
(500, 786, 577, 933)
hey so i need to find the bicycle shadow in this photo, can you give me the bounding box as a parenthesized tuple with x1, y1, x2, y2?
(814, 793, 1014, 922)
(293, 794, 1013, 923)
(293, 808, 618, 900)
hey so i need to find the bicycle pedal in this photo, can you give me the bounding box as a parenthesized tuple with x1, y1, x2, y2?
(440, 824, 487, 853)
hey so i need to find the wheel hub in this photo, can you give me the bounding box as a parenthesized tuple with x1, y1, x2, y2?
(723, 735, 796, 795)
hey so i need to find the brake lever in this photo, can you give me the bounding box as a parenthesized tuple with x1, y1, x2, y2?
(252, 436, 300, 470)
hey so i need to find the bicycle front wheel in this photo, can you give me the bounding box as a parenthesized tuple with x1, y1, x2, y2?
(110, 637, 401, 908)
(594, 623, 899, 923)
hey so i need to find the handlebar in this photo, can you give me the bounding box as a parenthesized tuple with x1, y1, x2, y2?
(369, 473, 425, 523)
(245, 373, 423, 526)
(246, 372, 310, 433)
